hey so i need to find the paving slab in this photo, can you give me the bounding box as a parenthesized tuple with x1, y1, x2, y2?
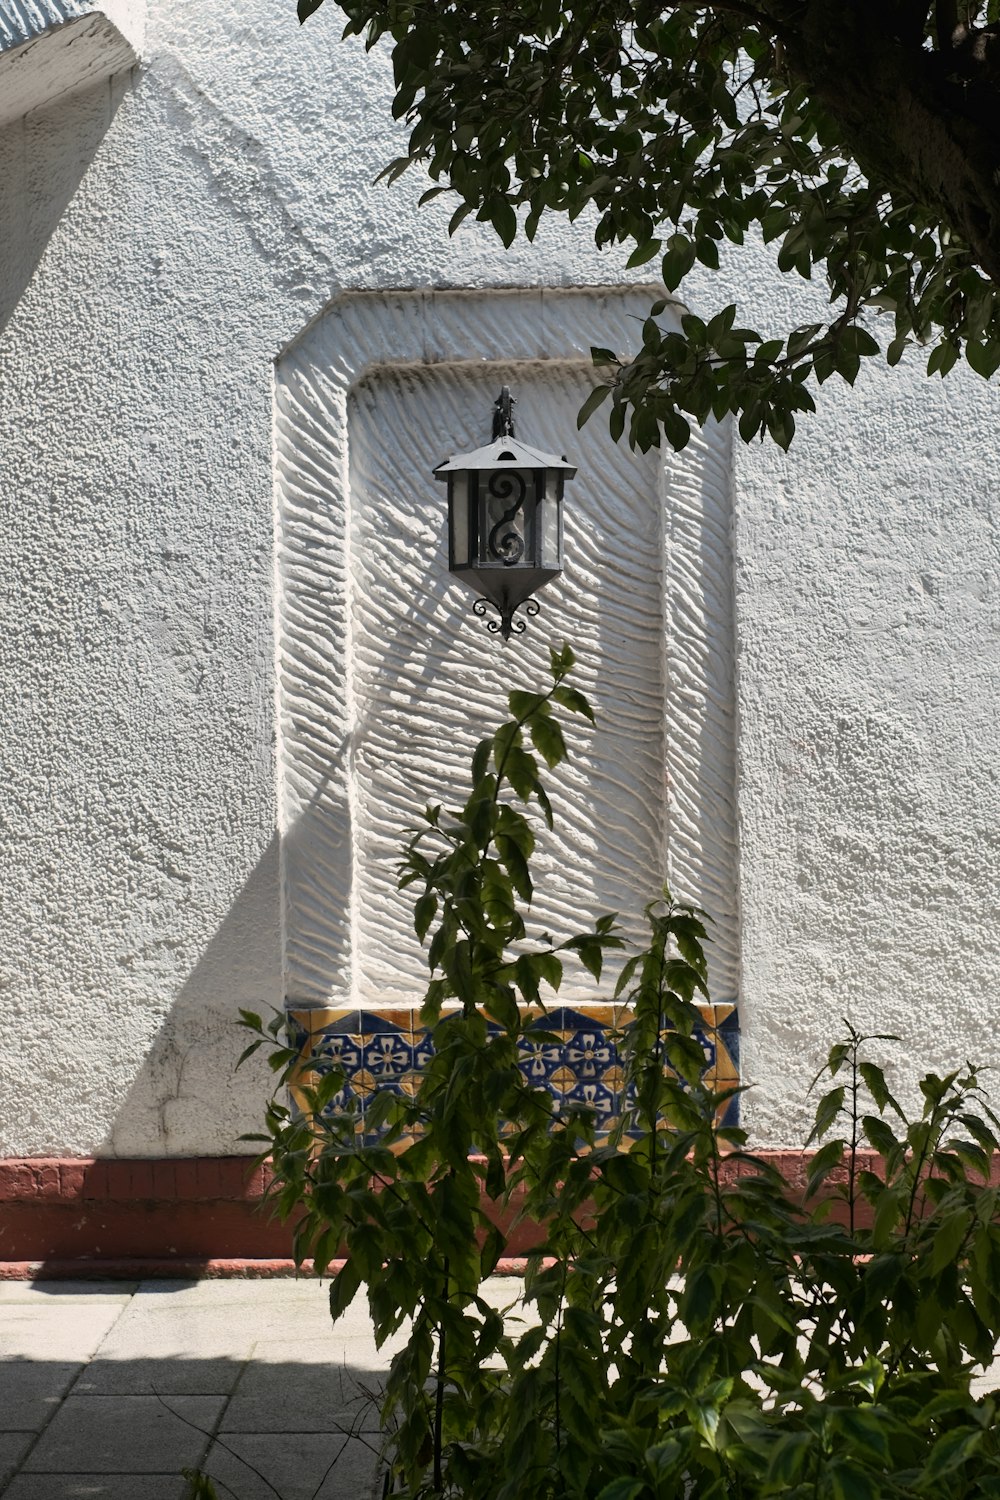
(0, 1306, 127, 1362)
(135, 1278, 328, 1308)
(0, 1434, 33, 1489)
(0, 1278, 476, 1498)
(78, 1300, 315, 1376)
(0, 1360, 82, 1430)
(221, 1346, 387, 1435)
(3, 1475, 188, 1499)
(198, 1431, 386, 1500)
(248, 1334, 396, 1370)
(0, 1285, 136, 1307)
(73, 1353, 250, 1397)
(256, 1320, 412, 1366)
(22, 1393, 225, 1474)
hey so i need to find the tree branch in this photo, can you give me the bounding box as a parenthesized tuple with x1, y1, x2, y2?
(936, 0, 960, 49)
(791, 0, 1000, 285)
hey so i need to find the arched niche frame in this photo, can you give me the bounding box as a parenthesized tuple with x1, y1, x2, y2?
(274, 287, 739, 1018)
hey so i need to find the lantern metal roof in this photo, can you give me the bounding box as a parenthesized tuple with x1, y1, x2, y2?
(433, 435, 577, 479)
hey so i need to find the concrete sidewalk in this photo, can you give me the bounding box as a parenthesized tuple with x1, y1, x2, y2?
(0, 1275, 428, 1500)
(5, 1278, 999, 1500)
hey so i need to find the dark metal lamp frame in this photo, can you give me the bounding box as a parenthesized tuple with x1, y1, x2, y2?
(434, 387, 577, 642)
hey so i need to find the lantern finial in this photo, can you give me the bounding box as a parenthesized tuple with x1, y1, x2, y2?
(491, 386, 516, 440)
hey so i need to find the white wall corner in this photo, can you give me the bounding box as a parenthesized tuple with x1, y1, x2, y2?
(0, 0, 144, 127)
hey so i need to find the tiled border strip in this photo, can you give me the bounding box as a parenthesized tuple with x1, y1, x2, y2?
(289, 1002, 741, 1147)
(0, 1003, 741, 1270)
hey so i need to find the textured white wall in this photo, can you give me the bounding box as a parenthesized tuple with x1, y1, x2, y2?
(0, 7, 140, 130)
(0, 0, 997, 1156)
(682, 231, 1000, 1143)
(731, 334, 1000, 1144)
(0, 0, 143, 52)
(0, 5, 641, 1158)
(0, 0, 145, 138)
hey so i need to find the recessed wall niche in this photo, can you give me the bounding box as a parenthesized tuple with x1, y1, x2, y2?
(275, 289, 739, 1012)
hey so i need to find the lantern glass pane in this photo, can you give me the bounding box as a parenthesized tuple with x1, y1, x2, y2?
(480, 468, 533, 568)
(449, 473, 469, 568)
(540, 473, 561, 568)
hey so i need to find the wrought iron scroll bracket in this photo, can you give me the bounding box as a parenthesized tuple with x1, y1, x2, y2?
(472, 596, 540, 643)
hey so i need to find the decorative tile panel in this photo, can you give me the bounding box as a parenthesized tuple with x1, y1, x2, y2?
(289, 1003, 740, 1149)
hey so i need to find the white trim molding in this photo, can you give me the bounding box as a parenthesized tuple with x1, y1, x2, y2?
(0, 0, 142, 127)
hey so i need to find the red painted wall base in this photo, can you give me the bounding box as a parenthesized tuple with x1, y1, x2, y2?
(0, 1150, 859, 1279)
(0, 1157, 291, 1270)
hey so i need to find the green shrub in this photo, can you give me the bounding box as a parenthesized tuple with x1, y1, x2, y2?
(239, 648, 1000, 1499)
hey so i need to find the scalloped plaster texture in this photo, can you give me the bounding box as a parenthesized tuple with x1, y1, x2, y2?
(0, 0, 143, 127)
(0, 0, 998, 1158)
(274, 289, 738, 1012)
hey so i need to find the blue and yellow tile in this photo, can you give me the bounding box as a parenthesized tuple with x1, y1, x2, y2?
(287, 1001, 741, 1146)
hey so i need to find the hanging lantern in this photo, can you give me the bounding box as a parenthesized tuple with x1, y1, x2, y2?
(433, 387, 577, 641)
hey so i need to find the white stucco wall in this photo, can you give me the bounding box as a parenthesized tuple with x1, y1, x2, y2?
(0, 0, 997, 1157)
(730, 322, 1000, 1144)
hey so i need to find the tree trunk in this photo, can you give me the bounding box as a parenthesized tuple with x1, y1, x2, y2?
(777, 0, 1000, 286)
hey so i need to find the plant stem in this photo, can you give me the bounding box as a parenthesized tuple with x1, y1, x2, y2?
(849, 1029, 859, 1238)
(434, 1255, 449, 1494)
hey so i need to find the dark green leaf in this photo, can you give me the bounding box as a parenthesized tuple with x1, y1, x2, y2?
(862, 1114, 899, 1157)
(551, 684, 595, 722)
(828, 1460, 880, 1500)
(414, 893, 437, 942)
(528, 711, 566, 769)
(508, 690, 548, 722)
(808, 1085, 846, 1142)
(471, 736, 494, 786)
(967, 338, 1000, 378)
(806, 1138, 844, 1197)
(504, 744, 539, 800)
(930, 1208, 972, 1273)
(577, 383, 612, 428)
(595, 1481, 645, 1500)
(626, 238, 662, 269)
(764, 1431, 812, 1488)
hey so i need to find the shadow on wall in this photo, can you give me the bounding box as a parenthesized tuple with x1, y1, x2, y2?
(0, 70, 132, 335)
(98, 732, 358, 1158)
(0, 65, 290, 1173)
(93, 493, 741, 1160)
(98, 833, 284, 1160)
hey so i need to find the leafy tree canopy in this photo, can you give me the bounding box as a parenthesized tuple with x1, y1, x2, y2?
(299, 0, 1000, 451)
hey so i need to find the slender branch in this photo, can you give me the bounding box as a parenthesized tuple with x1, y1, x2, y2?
(553, 1257, 569, 1456)
(434, 1253, 449, 1493)
(848, 1031, 859, 1238)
